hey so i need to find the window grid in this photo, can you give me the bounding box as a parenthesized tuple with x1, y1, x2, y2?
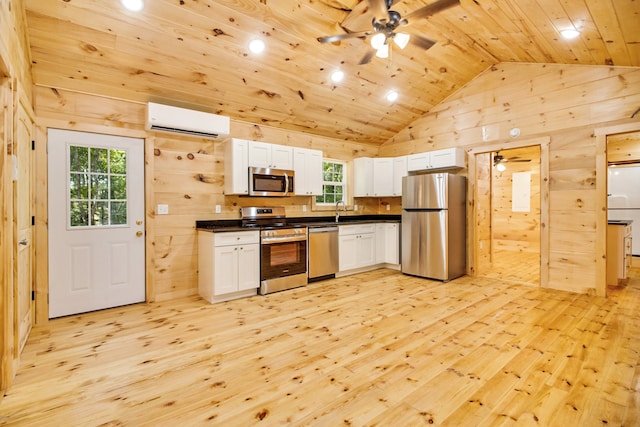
(68, 145, 128, 228)
(316, 160, 346, 205)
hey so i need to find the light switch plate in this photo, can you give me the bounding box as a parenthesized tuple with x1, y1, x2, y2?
(157, 204, 169, 215)
(354, 204, 358, 211)
(386, 204, 390, 211)
(302, 205, 307, 212)
(215, 205, 221, 214)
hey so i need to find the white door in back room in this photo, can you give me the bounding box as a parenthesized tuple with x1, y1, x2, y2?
(48, 129, 145, 318)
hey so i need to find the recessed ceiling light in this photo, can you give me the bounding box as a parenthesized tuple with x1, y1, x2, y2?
(386, 90, 399, 102)
(121, 0, 144, 11)
(248, 39, 265, 54)
(560, 29, 580, 40)
(331, 70, 344, 83)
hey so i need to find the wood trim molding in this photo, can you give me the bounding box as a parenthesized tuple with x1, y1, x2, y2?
(36, 118, 147, 139)
(0, 76, 14, 395)
(144, 137, 155, 303)
(539, 141, 550, 289)
(34, 123, 48, 324)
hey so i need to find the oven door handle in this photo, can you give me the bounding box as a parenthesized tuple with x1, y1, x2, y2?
(261, 235, 307, 244)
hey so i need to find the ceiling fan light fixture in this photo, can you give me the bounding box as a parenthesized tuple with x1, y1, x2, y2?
(393, 32, 410, 49)
(370, 33, 387, 50)
(496, 162, 506, 172)
(376, 43, 389, 58)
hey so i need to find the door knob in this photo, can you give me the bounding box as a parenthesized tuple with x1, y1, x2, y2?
(136, 231, 143, 237)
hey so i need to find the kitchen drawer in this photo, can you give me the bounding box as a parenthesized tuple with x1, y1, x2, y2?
(339, 223, 376, 236)
(214, 230, 260, 246)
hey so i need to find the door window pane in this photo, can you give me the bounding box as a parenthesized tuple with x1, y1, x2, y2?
(70, 146, 88, 172)
(90, 147, 109, 173)
(68, 145, 129, 228)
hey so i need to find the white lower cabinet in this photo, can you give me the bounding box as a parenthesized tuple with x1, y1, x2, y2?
(338, 224, 376, 272)
(198, 230, 260, 303)
(376, 223, 399, 265)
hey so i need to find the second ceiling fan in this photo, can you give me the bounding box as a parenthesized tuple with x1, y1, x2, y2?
(317, 0, 461, 65)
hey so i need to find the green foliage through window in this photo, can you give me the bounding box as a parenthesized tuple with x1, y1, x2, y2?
(69, 146, 128, 227)
(316, 160, 346, 205)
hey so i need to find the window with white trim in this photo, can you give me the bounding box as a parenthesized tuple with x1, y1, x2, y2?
(315, 160, 346, 205)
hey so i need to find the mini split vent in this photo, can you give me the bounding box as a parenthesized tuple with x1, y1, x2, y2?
(146, 102, 230, 138)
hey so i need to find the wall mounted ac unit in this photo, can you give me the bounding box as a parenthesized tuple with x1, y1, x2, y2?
(146, 102, 230, 138)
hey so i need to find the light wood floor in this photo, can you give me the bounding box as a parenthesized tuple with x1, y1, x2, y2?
(1, 269, 639, 426)
(482, 250, 541, 286)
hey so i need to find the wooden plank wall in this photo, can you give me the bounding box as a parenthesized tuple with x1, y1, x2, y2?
(33, 86, 381, 303)
(0, 0, 34, 397)
(379, 63, 640, 295)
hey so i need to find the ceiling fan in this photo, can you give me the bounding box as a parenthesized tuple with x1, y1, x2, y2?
(493, 152, 531, 171)
(317, 0, 460, 65)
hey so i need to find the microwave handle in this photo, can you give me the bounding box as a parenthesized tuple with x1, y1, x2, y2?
(284, 172, 289, 195)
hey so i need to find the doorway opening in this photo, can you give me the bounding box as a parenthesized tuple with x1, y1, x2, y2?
(468, 137, 550, 288)
(606, 130, 640, 287)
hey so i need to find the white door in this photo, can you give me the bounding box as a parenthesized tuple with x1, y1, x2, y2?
(48, 129, 145, 318)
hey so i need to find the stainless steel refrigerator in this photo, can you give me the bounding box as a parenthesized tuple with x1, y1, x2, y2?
(401, 173, 466, 281)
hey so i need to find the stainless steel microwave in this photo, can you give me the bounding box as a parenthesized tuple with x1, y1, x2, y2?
(248, 167, 294, 197)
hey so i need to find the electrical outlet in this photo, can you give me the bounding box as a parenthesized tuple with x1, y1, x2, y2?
(157, 204, 169, 215)
(354, 204, 358, 211)
(386, 204, 390, 211)
(215, 205, 221, 214)
(302, 205, 307, 212)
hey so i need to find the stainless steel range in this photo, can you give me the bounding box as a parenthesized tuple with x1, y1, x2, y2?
(240, 207, 308, 295)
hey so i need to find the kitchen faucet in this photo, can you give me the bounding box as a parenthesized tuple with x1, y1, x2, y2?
(335, 200, 347, 223)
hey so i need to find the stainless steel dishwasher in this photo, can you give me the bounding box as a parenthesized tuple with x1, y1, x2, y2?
(308, 226, 339, 281)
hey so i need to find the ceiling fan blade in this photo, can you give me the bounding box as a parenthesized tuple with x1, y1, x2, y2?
(359, 48, 377, 65)
(408, 34, 436, 50)
(368, 0, 391, 22)
(318, 31, 371, 44)
(404, 0, 460, 25)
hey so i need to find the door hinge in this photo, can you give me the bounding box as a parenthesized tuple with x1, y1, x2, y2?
(31, 140, 35, 150)
(31, 290, 35, 301)
(31, 216, 35, 226)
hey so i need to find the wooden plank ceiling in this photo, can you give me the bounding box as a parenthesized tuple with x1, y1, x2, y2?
(24, 0, 640, 145)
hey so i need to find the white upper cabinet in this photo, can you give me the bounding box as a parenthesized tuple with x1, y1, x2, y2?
(248, 141, 293, 169)
(392, 156, 407, 196)
(354, 157, 400, 197)
(430, 147, 465, 170)
(353, 157, 374, 197)
(293, 147, 323, 196)
(373, 158, 394, 197)
(224, 138, 249, 195)
(407, 147, 465, 172)
(407, 152, 430, 172)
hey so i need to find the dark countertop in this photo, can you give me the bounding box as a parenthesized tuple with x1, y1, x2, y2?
(196, 214, 401, 232)
(608, 220, 633, 226)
